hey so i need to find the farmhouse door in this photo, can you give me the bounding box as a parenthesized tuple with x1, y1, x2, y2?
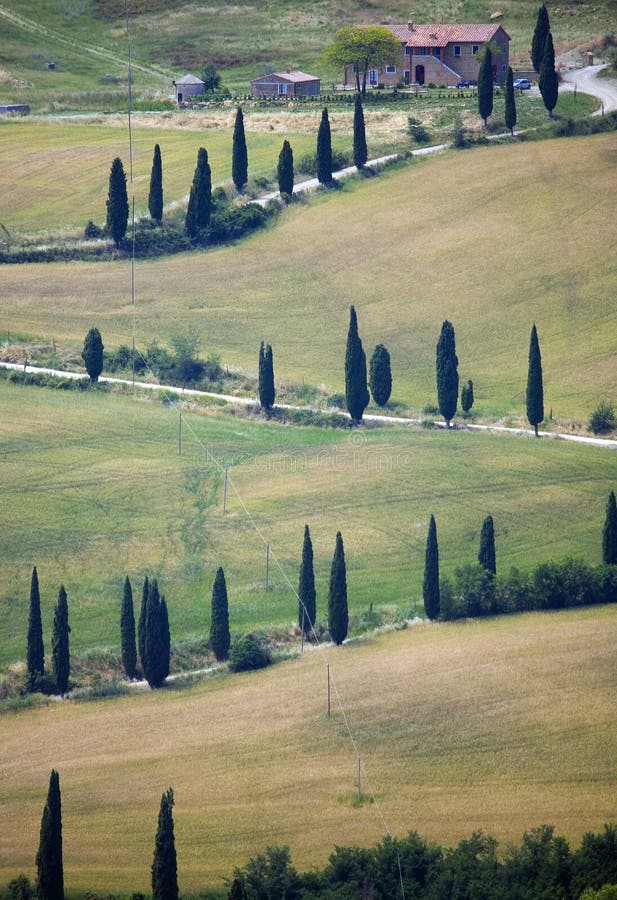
(415, 64, 425, 85)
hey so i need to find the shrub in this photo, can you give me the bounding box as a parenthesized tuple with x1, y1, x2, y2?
(84, 221, 103, 239)
(588, 400, 616, 434)
(408, 116, 430, 142)
(228, 634, 272, 672)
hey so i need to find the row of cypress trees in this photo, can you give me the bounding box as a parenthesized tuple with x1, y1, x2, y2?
(26, 568, 70, 695)
(298, 525, 349, 646)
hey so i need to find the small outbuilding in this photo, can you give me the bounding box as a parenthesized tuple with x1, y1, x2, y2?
(251, 70, 320, 98)
(173, 73, 205, 104)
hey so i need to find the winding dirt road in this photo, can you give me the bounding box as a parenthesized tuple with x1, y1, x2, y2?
(561, 63, 617, 113)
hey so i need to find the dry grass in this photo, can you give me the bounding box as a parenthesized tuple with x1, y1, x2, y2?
(0, 606, 615, 893)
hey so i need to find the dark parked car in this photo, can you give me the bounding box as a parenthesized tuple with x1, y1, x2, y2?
(456, 79, 477, 88)
(513, 78, 532, 89)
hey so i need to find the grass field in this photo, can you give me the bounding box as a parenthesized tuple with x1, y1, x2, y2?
(0, 379, 615, 671)
(0, 606, 615, 893)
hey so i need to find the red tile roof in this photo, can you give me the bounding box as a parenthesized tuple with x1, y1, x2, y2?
(252, 70, 320, 84)
(389, 23, 509, 47)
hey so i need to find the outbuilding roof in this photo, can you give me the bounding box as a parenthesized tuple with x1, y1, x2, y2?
(174, 72, 205, 85)
(252, 70, 320, 84)
(389, 23, 509, 48)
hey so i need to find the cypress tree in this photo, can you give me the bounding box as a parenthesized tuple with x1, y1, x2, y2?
(27, 565, 45, 681)
(316, 107, 333, 185)
(232, 106, 248, 192)
(478, 515, 496, 576)
(423, 515, 440, 621)
(138, 575, 149, 672)
(328, 531, 348, 646)
(298, 524, 316, 639)
(81, 326, 104, 383)
(505, 66, 517, 135)
(51, 586, 70, 695)
(602, 490, 617, 565)
(210, 567, 230, 661)
(369, 343, 392, 407)
(258, 341, 275, 411)
(36, 769, 64, 900)
(526, 323, 544, 437)
(436, 320, 459, 428)
(105, 156, 129, 247)
(152, 788, 178, 900)
(353, 92, 367, 170)
(160, 596, 170, 684)
(531, 4, 550, 74)
(148, 143, 163, 222)
(277, 139, 294, 197)
(143, 579, 170, 689)
(539, 32, 559, 117)
(345, 305, 370, 424)
(185, 147, 212, 237)
(461, 379, 474, 413)
(121, 575, 137, 679)
(477, 44, 493, 126)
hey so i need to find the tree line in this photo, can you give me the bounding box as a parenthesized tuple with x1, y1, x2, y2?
(15, 767, 617, 899)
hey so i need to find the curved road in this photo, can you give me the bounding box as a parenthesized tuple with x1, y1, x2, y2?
(561, 63, 617, 113)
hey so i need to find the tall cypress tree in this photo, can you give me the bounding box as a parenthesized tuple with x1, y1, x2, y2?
(526, 323, 544, 437)
(298, 524, 316, 639)
(138, 575, 149, 673)
(152, 788, 178, 900)
(345, 305, 370, 424)
(353, 92, 367, 169)
(477, 44, 493, 126)
(277, 139, 294, 197)
(27, 565, 45, 682)
(148, 143, 163, 222)
(505, 66, 517, 135)
(369, 343, 392, 407)
(539, 32, 559, 117)
(81, 326, 104, 383)
(423, 515, 440, 621)
(105, 156, 129, 247)
(232, 106, 248, 192)
(602, 490, 617, 565)
(258, 342, 275, 411)
(436, 320, 459, 428)
(317, 107, 333, 185)
(185, 147, 212, 237)
(140, 579, 170, 689)
(121, 575, 137, 679)
(160, 596, 170, 684)
(328, 531, 348, 646)
(36, 769, 64, 900)
(478, 515, 496, 576)
(531, 4, 550, 74)
(51, 586, 70, 695)
(461, 379, 474, 413)
(210, 567, 230, 661)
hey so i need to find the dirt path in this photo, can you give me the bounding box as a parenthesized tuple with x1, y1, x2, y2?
(561, 63, 617, 114)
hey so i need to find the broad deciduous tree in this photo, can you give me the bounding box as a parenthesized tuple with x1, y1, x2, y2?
(105, 156, 129, 247)
(36, 769, 64, 900)
(325, 26, 401, 95)
(210, 567, 230, 661)
(298, 524, 316, 639)
(232, 106, 248, 192)
(423, 515, 440, 620)
(345, 305, 370, 423)
(52, 586, 70, 695)
(152, 788, 178, 900)
(148, 143, 163, 222)
(526, 323, 544, 437)
(369, 343, 392, 407)
(328, 531, 348, 645)
(436, 320, 459, 428)
(82, 326, 104, 383)
(27, 565, 45, 682)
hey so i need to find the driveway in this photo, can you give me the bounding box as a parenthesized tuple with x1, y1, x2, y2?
(561, 63, 617, 114)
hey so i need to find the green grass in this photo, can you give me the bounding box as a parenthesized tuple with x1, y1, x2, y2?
(0, 606, 615, 892)
(0, 380, 615, 671)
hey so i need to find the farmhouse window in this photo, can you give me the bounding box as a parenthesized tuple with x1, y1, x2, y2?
(369, 69, 379, 84)
(278, 82, 288, 95)
(386, 65, 396, 73)
(472, 44, 479, 55)
(432, 48, 440, 57)
(405, 46, 411, 55)
(454, 45, 461, 57)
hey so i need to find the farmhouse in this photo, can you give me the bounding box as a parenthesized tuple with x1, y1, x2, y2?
(251, 70, 320, 98)
(343, 22, 510, 87)
(173, 73, 205, 103)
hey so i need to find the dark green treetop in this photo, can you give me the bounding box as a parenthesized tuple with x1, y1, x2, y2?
(36, 769, 64, 900)
(505, 67, 517, 135)
(539, 32, 559, 117)
(602, 490, 617, 565)
(152, 788, 178, 900)
(477, 44, 494, 125)
(436, 320, 459, 428)
(52, 586, 70, 695)
(121, 575, 137, 680)
(185, 147, 212, 238)
(138, 575, 149, 672)
(478, 515, 496, 576)
(461, 379, 474, 414)
(423, 515, 440, 620)
(345, 305, 370, 424)
(317, 107, 333, 185)
(298, 524, 316, 638)
(27, 565, 45, 680)
(369, 343, 392, 407)
(105, 156, 129, 247)
(148, 143, 163, 222)
(277, 139, 294, 197)
(258, 342, 275, 411)
(232, 106, 248, 192)
(328, 531, 348, 646)
(526, 323, 544, 437)
(202, 62, 221, 94)
(140, 579, 170, 688)
(210, 567, 231, 661)
(81, 326, 104, 383)
(531, 4, 550, 73)
(353, 92, 368, 169)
